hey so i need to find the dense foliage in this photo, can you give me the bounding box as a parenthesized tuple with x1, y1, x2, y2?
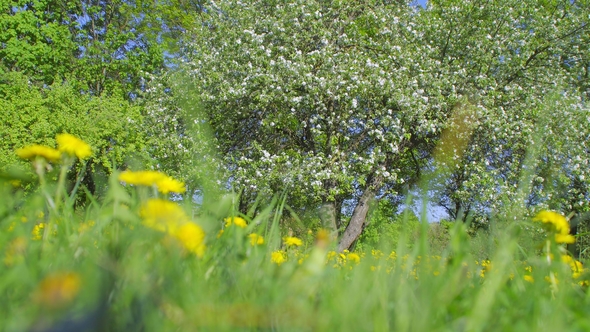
(184, 0, 590, 249)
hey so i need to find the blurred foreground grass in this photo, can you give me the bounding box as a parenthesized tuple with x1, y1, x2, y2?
(2, 135, 590, 332)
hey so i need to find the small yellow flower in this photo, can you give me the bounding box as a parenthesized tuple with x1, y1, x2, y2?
(315, 228, 331, 247)
(9, 179, 22, 187)
(388, 251, 397, 260)
(326, 250, 337, 262)
(119, 170, 166, 186)
(224, 216, 247, 228)
(533, 210, 571, 236)
(56, 133, 92, 159)
(16, 144, 61, 162)
(140, 199, 189, 233)
(32, 223, 46, 240)
(555, 233, 576, 244)
(248, 233, 264, 246)
(35, 272, 81, 307)
(271, 250, 287, 265)
(346, 252, 361, 264)
(524, 275, 534, 283)
(562, 255, 585, 279)
(78, 220, 96, 233)
(155, 176, 186, 194)
(119, 170, 185, 194)
(172, 222, 206, 257)
(283, 236, 303, 247)
(140, 199, 206, 257)
(371, 249, 384, 259)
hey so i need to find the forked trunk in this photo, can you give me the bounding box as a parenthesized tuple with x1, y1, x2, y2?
(337, 173, 383, 252)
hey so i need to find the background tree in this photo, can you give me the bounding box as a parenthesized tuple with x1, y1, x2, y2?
(185, 0, 454, 247)
(421, 0, 590, 223)
(185, 0, 590, 250)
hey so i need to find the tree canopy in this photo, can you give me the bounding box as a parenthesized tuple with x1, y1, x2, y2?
(185, 0, 590, 249)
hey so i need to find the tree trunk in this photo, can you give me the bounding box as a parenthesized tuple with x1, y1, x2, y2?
(338, 173, 383, 252)
(319, 201, 338, 233)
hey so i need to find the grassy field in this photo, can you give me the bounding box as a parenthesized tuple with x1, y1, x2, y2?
(2, 135, 590, 331)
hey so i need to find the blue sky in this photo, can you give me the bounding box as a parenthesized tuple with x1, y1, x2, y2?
(416, 0, 428, 8)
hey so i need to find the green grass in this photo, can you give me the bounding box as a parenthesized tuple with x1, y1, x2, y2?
(1, 153, 590, 332)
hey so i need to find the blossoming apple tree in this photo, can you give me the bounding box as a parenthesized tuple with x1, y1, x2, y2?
(185, 0, 590, 249)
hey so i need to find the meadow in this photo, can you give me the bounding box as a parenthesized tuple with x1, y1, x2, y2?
(1, 133, 589, 332)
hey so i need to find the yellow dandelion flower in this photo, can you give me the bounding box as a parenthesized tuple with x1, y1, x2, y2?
(224, 216, 248, 228)
(16, 144, 61, 162)
(271, 250, 287, 265)
(315, 228, 331, 247)
(119, 170, 166, 186)
(562, 255, 585, 279)
(172, 222, 206, 257)
(283, 236, 303, 247)
(139, 199, 188, 233)
(346, 252, 361, 264)
(35, 272, 81, 308)
(388, 251, 397, 260)
(78, 220, 95, 233)
(155, 176, 186, 194)
(248, 233, 264, 246)
(372, 249, 384, 259)
(32, 223, 45, 240)
(56, 133, 92, 159)
(326, 250, 337, 262)
(555, 233, 576, 244)
(119, 170, 185, 194)
(533, 210, 571, 235)
(524, 275, 534, 283)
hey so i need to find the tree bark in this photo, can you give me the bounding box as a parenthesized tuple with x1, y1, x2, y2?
(338, 172, 384, 252)
(319, 201, 338, 233)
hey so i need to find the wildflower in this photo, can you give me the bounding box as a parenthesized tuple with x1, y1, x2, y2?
(388, 251, 397, 260)
(372, 249, 384, 259)
(140, 199, 206, 257)
(346, 252, 361, 264)
(271, 250, 287, 265)
(555, 233, 575, 244)
(283, 236, 303, 247)
(524, 275, 534, 283)
(315, 229, 331, 247)
(32, 223, 46, 240)
(120, 170, 166, 186)
(224, 216, 247, 228)
(119, 170, 186, 194)
(16, 144, 61, 162)
(562, 255, 585, 279)
(56, 133, 92, 159)
(248, 233, 264, 246)
(326, 250, 337, 262)
(78, 220, 95, 233)
(173, 222, 206, 257)
(155, 176, 186, 194)
(140, 199, 189, 233)
(35, 272, 81, 308)
(533, 210, 574, 243)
